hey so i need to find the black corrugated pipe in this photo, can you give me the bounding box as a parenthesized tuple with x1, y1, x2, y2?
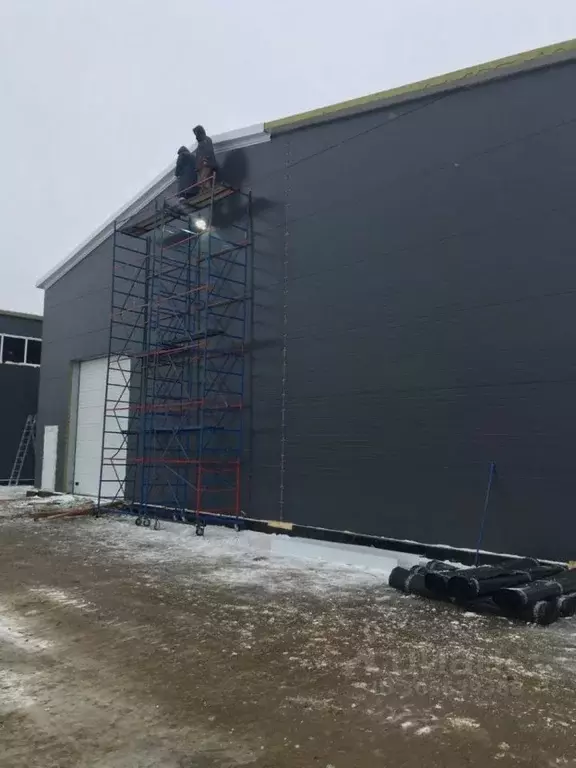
(389, 564, 563, 625)
(447, 564, 564, 602)
(388, 561, 456, 596)
(439, 557, 539, 597)
(452, 557, 539, 581)
(556, 592, 576, 618)
(404, 571, 442, 599)
(514, 599, 560, 626)
(388, 566, 411, 591)
(425, 564, 463, 595)
(493, 570, 576, 611)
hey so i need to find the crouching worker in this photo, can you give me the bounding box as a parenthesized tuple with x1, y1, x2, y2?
(175, 146, 197, 201)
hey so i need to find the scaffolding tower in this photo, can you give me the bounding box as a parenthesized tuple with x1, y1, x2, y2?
(98, 176, 252, 527)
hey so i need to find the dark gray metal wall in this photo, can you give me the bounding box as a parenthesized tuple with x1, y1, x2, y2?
(39, 59, 576, 559)
(251, 60, 576, 562)
(36, 239, 112, 489)
(0, 313, 42, 484)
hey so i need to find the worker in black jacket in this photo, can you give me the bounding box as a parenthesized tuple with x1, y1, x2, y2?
(193, 125, 217, 191)
(175, 146, 197, 200)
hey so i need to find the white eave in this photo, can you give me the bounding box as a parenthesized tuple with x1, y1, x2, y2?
(36, 123, 270, 290)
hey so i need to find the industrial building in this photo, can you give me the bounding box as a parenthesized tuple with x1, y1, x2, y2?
(36, 39, 576, 561)
(0, 309, 42, 485)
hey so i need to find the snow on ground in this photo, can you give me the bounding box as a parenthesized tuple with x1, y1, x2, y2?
(0, 602, 53, 652)
(2, 499, 576, 765)
(0, 669, 36, 714)
(0, 492, 95, 519)
(10, 493, 93, 508)
(447, 716, 481, 730)
(76, 516, 399, 593)
(0, 491, 419, 593)
(0, 485, 33, 501)
(28, 587, 94, 613)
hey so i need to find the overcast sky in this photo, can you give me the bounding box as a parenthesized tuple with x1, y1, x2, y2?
(1, 0, 575, 314)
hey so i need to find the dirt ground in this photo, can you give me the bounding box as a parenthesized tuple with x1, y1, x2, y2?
(1, 499, 576, 767)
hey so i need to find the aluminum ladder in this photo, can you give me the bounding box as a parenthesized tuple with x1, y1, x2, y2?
(8, 414, 36, 486)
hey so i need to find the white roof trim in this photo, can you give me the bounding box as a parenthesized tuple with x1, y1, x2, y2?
(0, 308, 43, 322)
(37, 123, 270, 290)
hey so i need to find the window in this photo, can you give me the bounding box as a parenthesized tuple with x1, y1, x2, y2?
(2, 335, 25, 363)
(26, 339, 41, 365)
(0, 335, 41, 366)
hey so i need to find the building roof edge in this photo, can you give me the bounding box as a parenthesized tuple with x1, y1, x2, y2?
(0, 308, 43, 322)
(36, 124, 269, 290)
(264, 38, 576, 134)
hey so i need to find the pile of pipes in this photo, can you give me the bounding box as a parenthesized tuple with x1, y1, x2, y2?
(389, 558, 576, 626)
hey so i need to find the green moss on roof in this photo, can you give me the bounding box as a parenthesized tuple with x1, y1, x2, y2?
(265, 38, 576, 132)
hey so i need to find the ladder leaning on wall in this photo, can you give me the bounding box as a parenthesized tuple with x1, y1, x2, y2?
(8, 414, 36, 486)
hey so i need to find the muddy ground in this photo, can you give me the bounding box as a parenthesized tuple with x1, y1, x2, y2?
(0, 501, 575, 767)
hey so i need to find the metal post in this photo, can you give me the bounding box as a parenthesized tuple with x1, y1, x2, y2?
(475, 461, 496, 566)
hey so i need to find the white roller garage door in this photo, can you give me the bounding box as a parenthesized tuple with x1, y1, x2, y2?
(73, 356, 129, 498)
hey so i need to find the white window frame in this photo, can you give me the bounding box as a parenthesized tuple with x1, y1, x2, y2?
(24, 336, 42, 366)
(0, 334, 42, 368)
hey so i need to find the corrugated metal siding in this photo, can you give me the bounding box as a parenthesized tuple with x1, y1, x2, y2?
(0, 366, 39, 483)
(35, 238, 112, 488)
(249, 60, 576, 560)
(0, 313, 42, 338)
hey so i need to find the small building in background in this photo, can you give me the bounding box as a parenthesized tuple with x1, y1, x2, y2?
(0, 310, 42, 485)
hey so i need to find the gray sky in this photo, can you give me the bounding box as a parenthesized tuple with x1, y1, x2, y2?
(1, 0, 575, 315)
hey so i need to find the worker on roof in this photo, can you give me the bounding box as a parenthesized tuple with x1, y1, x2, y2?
(175, 146, 197, 201)
(193, 125, 217, 192)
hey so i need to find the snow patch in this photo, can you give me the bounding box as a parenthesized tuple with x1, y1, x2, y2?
(13, 493, 93, 508)
(0, 486, 34, 501)
(1, 493, 94, 519)
(0, 607, 52, 652)
(29, 587, 93, 612)
(271, 536, 401, 572)
(0, 669, 35, 712)
(447, 716, 480, 730)
(76, 518, 396, 593)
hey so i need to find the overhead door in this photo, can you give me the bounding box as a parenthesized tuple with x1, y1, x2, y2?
(73, 357, 129, 497)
